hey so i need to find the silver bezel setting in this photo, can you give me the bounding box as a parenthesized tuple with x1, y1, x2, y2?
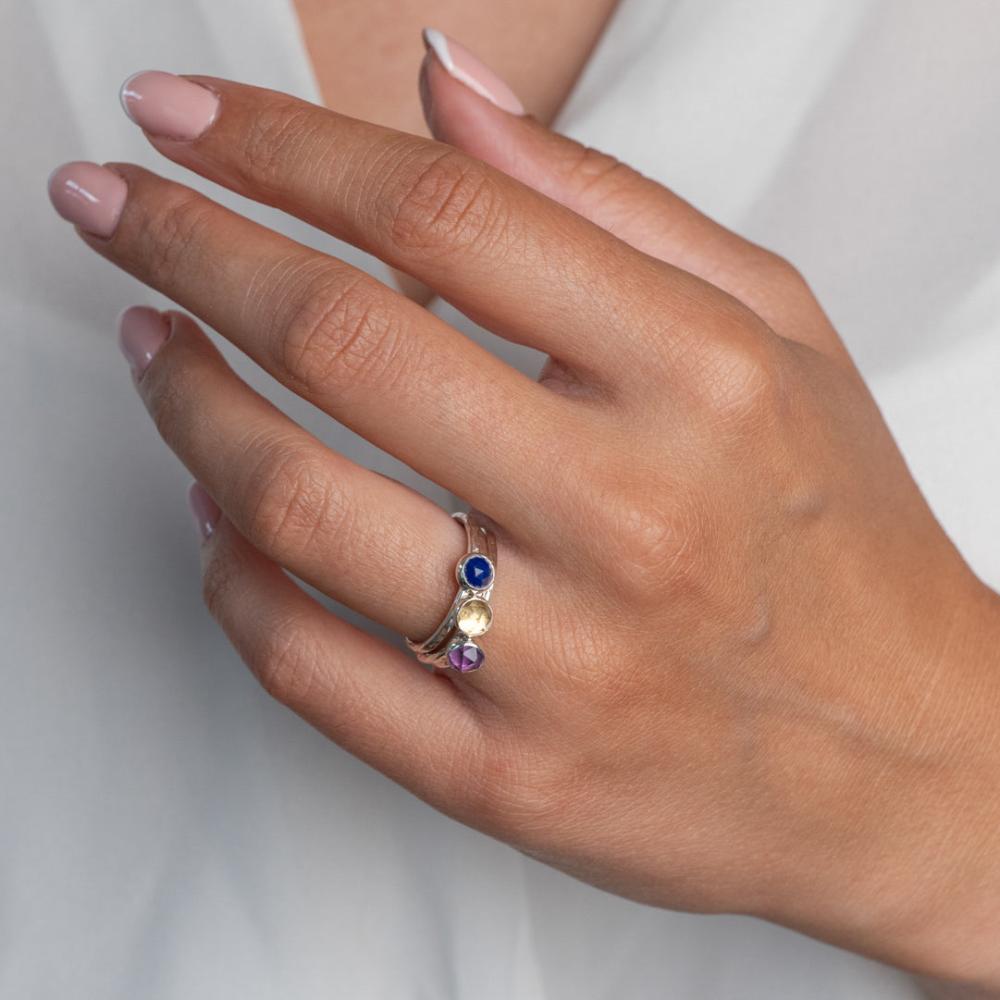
(406, 511, 497, 671)
(456, 553, 495, 592)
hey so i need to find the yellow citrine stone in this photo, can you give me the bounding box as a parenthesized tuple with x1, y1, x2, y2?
(456, 598, 492, 637)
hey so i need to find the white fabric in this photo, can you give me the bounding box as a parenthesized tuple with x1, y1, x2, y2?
(4, 0, 998, 996)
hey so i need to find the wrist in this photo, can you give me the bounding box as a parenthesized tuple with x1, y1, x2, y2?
(763, 576, 1000, 987)
(856, 578, 1000, 988)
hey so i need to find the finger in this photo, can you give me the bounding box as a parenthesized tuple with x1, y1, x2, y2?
(122, 307, 469, 642)
(419, 32, 846, 361)
(132, 309, 538, 704)
(192, 494, 483, 812)
(49, 160, 566, 525)
(117, 71, 721, 384)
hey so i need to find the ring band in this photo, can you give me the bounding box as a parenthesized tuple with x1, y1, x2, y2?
(406, 511, 497, 672)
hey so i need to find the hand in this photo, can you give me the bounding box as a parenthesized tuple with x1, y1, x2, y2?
(48, 34, 1000, 990)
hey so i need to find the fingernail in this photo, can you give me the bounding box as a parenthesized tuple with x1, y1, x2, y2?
(187, 482, 221, 541)
(120, 71, 219, 140)
(47, 161, 127, 238)
(118, 306, 170, 379)
(421, 28, 525, 115)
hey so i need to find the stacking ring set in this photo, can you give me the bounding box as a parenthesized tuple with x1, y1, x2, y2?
(407, 511, 497, 673)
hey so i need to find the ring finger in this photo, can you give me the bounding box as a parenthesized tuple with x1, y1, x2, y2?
(124, 306, 532, 666)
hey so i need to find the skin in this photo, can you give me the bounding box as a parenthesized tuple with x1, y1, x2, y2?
(290, 0, 619, 302)
(291, 0, 618, 133)
(52, 43, 1000, 997)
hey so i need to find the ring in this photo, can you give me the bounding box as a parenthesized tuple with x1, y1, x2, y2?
(406, 511, 497, 672)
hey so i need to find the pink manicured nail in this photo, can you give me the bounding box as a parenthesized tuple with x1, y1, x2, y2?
(120, 71, 219, 140)
(47, 161, 127, 238)
(118, 306, 170, 379)
(187, 482, 221, 541)
(422, 28, 524, 115)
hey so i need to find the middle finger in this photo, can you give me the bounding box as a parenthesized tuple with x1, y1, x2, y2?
(124, 74, 688, 385)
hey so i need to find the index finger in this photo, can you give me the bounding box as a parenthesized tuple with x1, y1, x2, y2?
(121, 73, 712, 385)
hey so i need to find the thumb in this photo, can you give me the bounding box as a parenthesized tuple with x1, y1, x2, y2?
(419, 29, 841, 357)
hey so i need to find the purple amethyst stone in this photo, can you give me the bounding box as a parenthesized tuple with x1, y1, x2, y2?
(447, 642, 485, 673)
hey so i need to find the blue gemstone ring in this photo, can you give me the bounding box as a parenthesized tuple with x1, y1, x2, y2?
(406, 511, 497, 673)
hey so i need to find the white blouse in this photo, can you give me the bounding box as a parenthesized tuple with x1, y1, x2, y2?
(7, 0, 999, 996)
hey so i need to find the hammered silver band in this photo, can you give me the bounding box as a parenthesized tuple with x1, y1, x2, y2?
(406, 511, 497, 672)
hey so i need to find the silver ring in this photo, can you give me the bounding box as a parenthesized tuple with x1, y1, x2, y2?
(406, 511, 497, 672)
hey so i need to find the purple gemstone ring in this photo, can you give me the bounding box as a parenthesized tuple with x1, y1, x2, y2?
(405, 511, 497, 673)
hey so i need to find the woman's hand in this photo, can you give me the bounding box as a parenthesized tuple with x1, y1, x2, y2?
(48, 33, 1000, 990)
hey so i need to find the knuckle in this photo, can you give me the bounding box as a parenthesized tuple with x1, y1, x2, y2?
(142, 343, 213, 446)
(599, 487, 705, 601)
(144, 359, 190, 443)
(278, 273, 408, 394)
(241, 102, 320, 186)
(200, 544, 237, 622)
(241, 442, 349, 559)
(568, 442, 710, 606)
(561, 141, 635, 203)
(253, 611, 320, 708)
(145, 188, 216, 284)
(688, 333, 786, 425)
(742, 247, 816, 305)
(758, 249, 806, 290)
(386, 148, 510, 260)
(201, 536, 321, 710)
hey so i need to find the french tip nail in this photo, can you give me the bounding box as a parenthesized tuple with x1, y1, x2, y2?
(419, 28, 525, 116)
(421, 27, 450, 67)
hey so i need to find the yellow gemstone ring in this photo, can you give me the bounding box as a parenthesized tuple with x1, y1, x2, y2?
(406, 511, 497, 672)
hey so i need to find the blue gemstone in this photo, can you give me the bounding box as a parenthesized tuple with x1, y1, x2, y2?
(461, 555, 494, 590)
